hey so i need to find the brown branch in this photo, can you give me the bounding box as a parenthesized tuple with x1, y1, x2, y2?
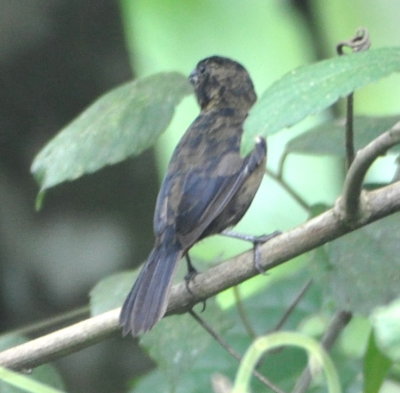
(1, 122, 400, 370)
(0, 309, 120, 370)
(0, 180, 399, 371)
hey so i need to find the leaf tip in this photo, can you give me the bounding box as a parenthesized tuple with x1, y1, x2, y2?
(35, 190, 46, 211)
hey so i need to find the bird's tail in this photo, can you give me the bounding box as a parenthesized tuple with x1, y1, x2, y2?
(119, 238, 182, 336)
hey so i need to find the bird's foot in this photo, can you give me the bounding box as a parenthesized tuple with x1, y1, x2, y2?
(184, 254, 207, 312)
(222, 230, 281, 274)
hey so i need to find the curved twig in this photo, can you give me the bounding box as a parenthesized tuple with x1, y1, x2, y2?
(340, 121, 400, 223)
(336, 27, 371, 55)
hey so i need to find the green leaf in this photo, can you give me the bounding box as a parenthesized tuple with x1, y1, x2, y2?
(371, 298, 400, 362)
(323, 214, 400, 314)
(0, 367, 64, 393)
(0, 335, 65, 393)
(363, 331, 392, 393)
(89, 270, 137, 315)
(286, 115, 400, 156)
(242, 47, 400, 154)
(31, 72, 192, 202)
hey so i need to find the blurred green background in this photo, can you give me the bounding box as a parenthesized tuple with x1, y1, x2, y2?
(1, 1, 400, 392)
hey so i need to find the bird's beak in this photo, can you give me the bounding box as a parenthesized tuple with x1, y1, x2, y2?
(189, 70, 198, 86)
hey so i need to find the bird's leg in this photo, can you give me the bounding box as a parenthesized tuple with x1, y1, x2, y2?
(184, 253, 198, 281)
(221, 230, 281, 273)
(184, 253, 206, 312)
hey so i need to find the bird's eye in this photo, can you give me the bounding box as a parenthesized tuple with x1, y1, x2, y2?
(198, 64, 206, 74)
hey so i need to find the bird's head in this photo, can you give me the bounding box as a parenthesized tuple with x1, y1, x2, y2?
(189, 56, 256, 112)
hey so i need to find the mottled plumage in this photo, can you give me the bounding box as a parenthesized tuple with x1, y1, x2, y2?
(120, 56, 266, 336)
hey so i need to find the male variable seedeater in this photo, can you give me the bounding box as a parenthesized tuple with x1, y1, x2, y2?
(120, 56, 266, 336)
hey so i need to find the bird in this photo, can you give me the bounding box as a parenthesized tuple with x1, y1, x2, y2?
(120, 56, 267, 336)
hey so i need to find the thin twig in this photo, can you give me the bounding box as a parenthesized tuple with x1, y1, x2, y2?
(292, 311, 352, 393)
(2, 307, 90, 338)
(0, 181, 399, 370)
(277, 150, 289, 179)
(189, 310, 287, 393)
(260, 280, 313, 356)
(232, 286, 257, 338)
(345, 93, 355, 169)
(266, 168, 311, 212)
(336, 28, 371, 170)
(271, 280, 313, 332)
(340, 122, 400, 223)
(189, 310, 239, 360)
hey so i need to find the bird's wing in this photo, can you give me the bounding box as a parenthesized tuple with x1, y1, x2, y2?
(175, 137, 266, 247)
(153, 171, 174, 236)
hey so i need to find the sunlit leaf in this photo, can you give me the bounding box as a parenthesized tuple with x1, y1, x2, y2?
(243, 47, 400, 154)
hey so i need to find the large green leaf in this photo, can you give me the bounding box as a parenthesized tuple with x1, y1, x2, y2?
(242, 47, 400, 154)
(31, 72, 192, 201)
(286, 115, 400, 156)
(323, 214, 400, 314)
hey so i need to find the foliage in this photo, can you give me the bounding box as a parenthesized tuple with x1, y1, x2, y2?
(31, 73, 192, 209)
(23, 35, 400, 393)
(242, 47, 400, 154)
